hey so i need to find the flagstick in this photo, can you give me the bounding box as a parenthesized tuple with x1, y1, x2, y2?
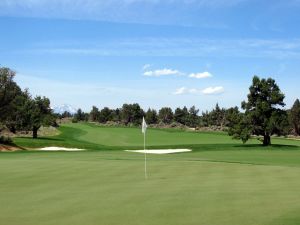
(144, 131, 147, 180)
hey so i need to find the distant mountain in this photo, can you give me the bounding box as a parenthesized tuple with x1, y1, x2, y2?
(53, 104, 78, 115)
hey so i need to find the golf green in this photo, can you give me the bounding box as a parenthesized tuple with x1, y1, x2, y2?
(1, 123, 300, 225)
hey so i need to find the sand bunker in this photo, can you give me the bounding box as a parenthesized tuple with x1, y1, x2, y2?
(125, 149, 191, 154)
(39, 147, 85, 151)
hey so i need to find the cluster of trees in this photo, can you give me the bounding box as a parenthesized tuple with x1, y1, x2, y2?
(228, 76, 300, 145)
(67, 76, 300, 146)
(70, 104, 201, 127)
(290, 99, 300, 136)
(0, 67, 55, 139)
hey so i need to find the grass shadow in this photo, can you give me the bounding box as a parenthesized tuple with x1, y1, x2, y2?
(15, 136, 64, 141)
(106, 143, 300, 152)
(233, 144, 299, 150)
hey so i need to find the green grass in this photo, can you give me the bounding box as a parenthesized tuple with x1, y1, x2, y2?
(13, 123, 262, 149)
(1, 123, 300, 225)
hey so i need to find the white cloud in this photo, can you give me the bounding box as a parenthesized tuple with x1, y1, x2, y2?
(189, 88, 202, 94)
(173, 87, 187, 95)
(174, 86, 225, 95)
(173, 87, 202, 95)
(202, 86, 224, 95)
(143, 68, 182, 77)
(22, 38, 300, 59)
(0, 0, 248, 26)
(189, 71, 212, 79)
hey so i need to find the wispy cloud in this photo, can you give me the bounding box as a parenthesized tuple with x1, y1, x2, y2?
(173, 87, 202, 95)
(142, 67, 213, 78)
(173, 86, 224, 95)
(0, 0, 248, 7)
(202, 86, 224, 95)
(189, 71, 212, 79)
(20, 38, 300, 59)
(143, 68, 182, 77)
(0, 0, 249, 26)
(173, 87, 188, 95)
(173, 86, 225, 95)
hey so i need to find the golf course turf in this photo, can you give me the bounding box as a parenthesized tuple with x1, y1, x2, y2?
(1, 123, 300, 225)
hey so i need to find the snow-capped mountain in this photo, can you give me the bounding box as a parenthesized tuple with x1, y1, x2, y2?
(52, 104, 78, 115)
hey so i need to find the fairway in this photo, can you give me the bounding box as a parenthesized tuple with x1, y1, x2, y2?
(13, 123, 261, 150)
(1, 123, 300, 225)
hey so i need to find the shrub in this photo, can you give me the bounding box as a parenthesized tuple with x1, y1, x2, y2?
(0, 136, 13, 144)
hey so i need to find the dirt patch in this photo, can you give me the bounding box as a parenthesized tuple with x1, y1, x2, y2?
(0, 144, 22, 152)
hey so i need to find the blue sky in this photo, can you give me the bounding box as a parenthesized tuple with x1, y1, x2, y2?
(0, 0, 299, 112)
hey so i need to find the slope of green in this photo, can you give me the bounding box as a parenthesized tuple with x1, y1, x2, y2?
(12, 123, 300, 152)
(14, 122, 300, 149)
(2, 123, 300, 225)
(1, 151, 300, 225)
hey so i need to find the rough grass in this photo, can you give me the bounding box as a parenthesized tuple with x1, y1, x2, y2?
(1, 123, 300, 225)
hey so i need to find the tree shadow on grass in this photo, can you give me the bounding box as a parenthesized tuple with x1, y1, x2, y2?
(233, 144, 299, 150)
(90, 143, 300, 152)
(0, 142, 26, 152)
(15, 136, 64, 141)
(153, 143, 300, 152)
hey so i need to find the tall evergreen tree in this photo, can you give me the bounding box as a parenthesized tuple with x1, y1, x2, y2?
(89, 106, 100, 122)
(158, 107, 173, 124)
(99, 107, 113, 123)
(188, 106, 199, 127)
(174, 107, 185, 124)
(112, 108, 121, 122)
(145, 108, 158, 124)
(0, 67, 22, 123)
(121, 103, 144, 125)
(212, 104, 226, 128)
(290, 99, 300, 135)
(61, 111, 72, 118)
(234, 76, 286, 145)
(21, 96, 53, 138)
(74, 109, 85, 121)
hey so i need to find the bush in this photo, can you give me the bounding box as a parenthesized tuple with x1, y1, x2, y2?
(103, 121, 121, 126)
(170, 121, 185, 128)
(0, 136, 13, 144)
(51, 120, 59, 128)
(72, 118, 78, 123)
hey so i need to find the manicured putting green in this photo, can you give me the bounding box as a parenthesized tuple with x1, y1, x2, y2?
(1, 151, 300, 225)
(2, 123, 300, 225)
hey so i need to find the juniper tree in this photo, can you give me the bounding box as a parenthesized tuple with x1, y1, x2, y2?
(230, 76, 286, 146)
(290, 99, 300, 135)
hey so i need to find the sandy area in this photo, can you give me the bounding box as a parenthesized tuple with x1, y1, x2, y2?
(0, 145, 21, 152)
(39, 147, 85, 151)
(125, 149, 192, 154)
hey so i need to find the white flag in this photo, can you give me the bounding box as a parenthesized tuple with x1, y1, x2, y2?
(142, 117, 147, 134)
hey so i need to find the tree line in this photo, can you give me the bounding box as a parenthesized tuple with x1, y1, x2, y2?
(68, 76, 300, 146)
(0, 67, 55, 140)
(69, 104, 200, 128)
(1, 66, 300, 146)
(70, 103, 241, 129)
